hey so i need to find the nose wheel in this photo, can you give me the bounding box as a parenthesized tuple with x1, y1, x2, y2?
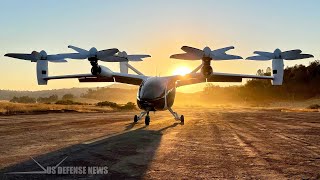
(133, 111, 150, 125)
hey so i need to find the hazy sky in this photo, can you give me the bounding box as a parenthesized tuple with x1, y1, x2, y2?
(0, 0, 319, 91)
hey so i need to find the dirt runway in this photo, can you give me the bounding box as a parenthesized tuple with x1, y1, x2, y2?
(0, 108, 319, 179)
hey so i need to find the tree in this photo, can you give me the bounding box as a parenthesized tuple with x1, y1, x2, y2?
(37, 94, 58, 103)
(62, 93, 75, 100)
(10, 96, 36, 103)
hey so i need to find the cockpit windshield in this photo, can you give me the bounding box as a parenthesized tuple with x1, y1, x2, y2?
(139, 78, 166, 100)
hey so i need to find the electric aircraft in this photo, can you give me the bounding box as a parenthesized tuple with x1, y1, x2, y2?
(4, 45, 313, 125)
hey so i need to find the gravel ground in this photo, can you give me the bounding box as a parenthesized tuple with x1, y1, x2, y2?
(0, 108, 319, 179)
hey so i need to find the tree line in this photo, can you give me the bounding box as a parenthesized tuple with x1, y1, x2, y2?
(203, 60, 320, 102)
(10, 93, 75, 104)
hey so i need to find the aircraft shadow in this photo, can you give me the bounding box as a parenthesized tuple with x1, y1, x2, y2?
(1, 123, 180, 179)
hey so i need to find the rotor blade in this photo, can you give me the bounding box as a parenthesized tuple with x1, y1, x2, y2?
(68, 45, 89, 55)
(47, 53, 87, 60)
(4, 53, 37, 61)
(48, 59, 68, 63)
(213, 46, 234, 53)
(181, 46, 204, 57)
(281, 49, 302, 59)
(253, 51, 275, 58)
(246, 55, 272, 60)
(99, 56, 128, 62)
(212, 54, 243, 60)
(170, 53, 202, 60)
(126, 55, 151, 61)
(97, 48, 119, 56)
(97, 48, 120, 59)
(284, 54, 314, 60)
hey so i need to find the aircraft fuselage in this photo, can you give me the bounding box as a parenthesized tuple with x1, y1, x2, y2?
(137, 77, 176, 111)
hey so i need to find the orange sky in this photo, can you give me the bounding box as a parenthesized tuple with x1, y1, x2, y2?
(0, 1, 318, 92)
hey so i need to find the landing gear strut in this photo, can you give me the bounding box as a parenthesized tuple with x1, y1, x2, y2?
(133, 111, 147, 123)
(168, 107, 184, 124)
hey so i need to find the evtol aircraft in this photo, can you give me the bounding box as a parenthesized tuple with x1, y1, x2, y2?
(4, 45, 314, 125)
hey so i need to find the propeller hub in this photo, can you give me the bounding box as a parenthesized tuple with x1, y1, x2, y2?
(89, 47, 98, 57)
(122, 51, 127, 57)
(118, 51, 128, 58)
(39, 50, 47, 60)
(203, 47, 211, 57)
(31, 51, 41, 61)
(274, 48, 282, 59)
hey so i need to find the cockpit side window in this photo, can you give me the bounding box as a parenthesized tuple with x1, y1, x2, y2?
(138, 80, 145, 98)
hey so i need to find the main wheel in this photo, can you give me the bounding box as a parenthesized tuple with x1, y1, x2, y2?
(134, 115, 138, 123)
(145, 115, 150, 126)
(180, 115, 184, 124)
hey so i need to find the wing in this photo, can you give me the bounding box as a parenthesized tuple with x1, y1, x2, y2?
(81, 72, 147, 85)
(44, 73, 147, 86)
(170, 53, 201, 60)
(4, 53, 37, 61)
(47, 53, 88, 60)
(211, 72, 273, 80)
(169, 72, 273, 87)
(213, 54, 243, 60)
(44, 74, 95, 80)
(166, 73, 204, 87)
(113, 73, 147, 85)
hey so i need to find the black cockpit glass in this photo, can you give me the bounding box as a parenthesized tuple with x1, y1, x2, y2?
(139, 78, 166, 100)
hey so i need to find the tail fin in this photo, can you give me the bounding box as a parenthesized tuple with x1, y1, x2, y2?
(120, 61, 128, 74)
(271, 59, 284, 85)
(37, 60, 48, 85)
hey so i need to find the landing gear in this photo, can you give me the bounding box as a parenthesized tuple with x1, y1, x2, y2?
(134, 111, 151, 125)
(133, 111, 147, 123)
(145, 115, 150, 126)
(168, 107, 184, 124)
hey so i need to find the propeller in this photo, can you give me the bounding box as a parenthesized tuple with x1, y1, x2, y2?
(67, 45, 127, 62)
(4, 50, 69, 63)
(117, 51, 151, 61)
(170, 46, 243, 60)
(246, 48, 313, 60)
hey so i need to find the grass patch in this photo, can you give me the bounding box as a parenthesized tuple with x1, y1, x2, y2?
(96, 101, 137, 110)
(307, 104, 320, 109)
(0, 101, 113, 115)
(55, 100, 84, 105)
(96, 101, 120, 108)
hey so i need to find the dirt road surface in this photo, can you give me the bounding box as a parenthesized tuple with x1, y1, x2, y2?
(0, 108, 319, 179)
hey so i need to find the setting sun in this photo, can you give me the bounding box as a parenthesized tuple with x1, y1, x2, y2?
(173, 66, 192, 76)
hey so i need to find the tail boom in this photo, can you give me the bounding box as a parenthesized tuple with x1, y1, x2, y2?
(271, 59, 284, 85)
(37, 60, 48, 85)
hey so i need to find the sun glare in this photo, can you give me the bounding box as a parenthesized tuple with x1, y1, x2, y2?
(173, 66, 192, 76)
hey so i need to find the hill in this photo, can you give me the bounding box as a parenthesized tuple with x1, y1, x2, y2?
(0, 83, 135, 100)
